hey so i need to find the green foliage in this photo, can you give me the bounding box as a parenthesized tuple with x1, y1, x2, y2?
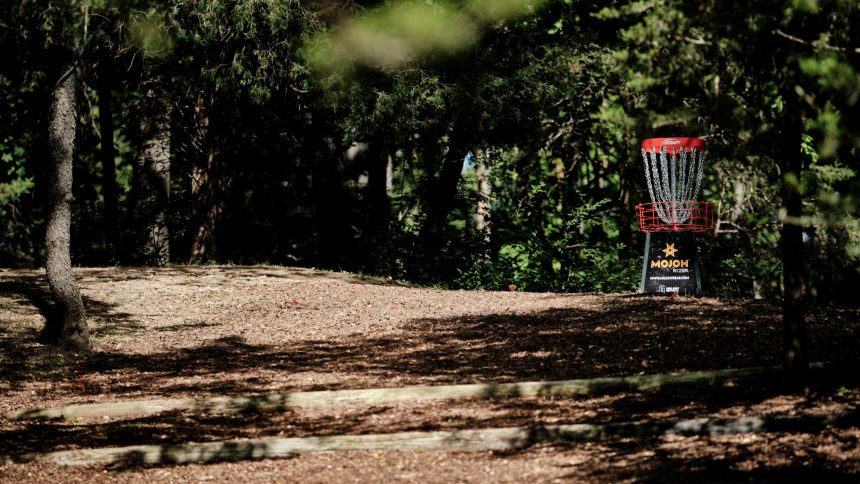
(171, 0, 317, 103)
(306, 0, 545, 72)
(0, 16, 48, 267)
(0, 101, 35, 221)
(1, 0, 858, 306)
(475, 164, 638, 293)
(128, 10, 175, 60)
(596, 0, 860, 303)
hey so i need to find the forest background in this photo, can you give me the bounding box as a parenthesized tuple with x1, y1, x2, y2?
(1, 0, 858, 304)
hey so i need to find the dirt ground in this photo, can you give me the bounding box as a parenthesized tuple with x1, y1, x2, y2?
(0, 266, 858, 482)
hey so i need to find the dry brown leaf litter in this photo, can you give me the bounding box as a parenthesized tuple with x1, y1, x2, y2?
(1, 266, 858, 482)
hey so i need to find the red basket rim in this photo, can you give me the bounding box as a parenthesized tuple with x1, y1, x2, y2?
(641, 137, 705, 151)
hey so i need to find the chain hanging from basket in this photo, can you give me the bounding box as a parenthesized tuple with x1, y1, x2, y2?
(636, 138, 714, 232)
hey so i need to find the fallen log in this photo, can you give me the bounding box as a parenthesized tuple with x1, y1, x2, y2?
(7, 363, 828, 422)
(6, 409, 857, 467)
(6, 363, 836, 420)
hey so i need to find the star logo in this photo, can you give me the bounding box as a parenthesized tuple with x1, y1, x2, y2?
(662, 243, 679, 258)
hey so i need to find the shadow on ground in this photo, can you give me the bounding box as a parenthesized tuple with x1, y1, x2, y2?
(60, 300, 857, 397)
(1, 269, 858, 478)
(0, 275, 138, 385)
(1, 279, 858, 396)
(548, 427, 860, 482)
(2, 381, 858, 458)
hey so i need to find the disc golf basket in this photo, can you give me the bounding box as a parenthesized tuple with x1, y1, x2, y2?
(636, 137, 714, 295)
(636, 138, 714, 232)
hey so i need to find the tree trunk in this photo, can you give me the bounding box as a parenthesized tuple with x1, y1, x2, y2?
(97, 58, 119, 263)
(781, 113, 808, 373)
(189, 152, 227, 263)
(617, 132, 635, 252)
(313, 133, 350, 269)
(421, 140, 467, 240)
(475, 147, 492, 235)
(43, 59, 89, 351)
(363, 137, 392, 242)
(134, 74, 171, 265)
(188, 93, 229, 263)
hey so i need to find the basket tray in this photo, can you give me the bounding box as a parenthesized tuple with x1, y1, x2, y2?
(636, 201, 714, 232)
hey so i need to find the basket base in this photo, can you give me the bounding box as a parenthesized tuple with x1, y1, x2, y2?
(640, 231, 703, 295)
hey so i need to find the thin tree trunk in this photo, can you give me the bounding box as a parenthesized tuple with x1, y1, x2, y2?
(43, 59, 89, 351)
(134, 74, 171, 265)
(781, 111, 808, 373)
(364, 137, 391, 241)
(97, 59, 119, 262)
(475, 147, 492, 235)
(618, 132, 635, 252)
(313, 133, 349, 269)
(421, 140, 467, 240)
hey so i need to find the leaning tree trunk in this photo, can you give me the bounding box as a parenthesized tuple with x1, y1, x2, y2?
(44, 59, 89, 351)
(134, 73, 171, 265)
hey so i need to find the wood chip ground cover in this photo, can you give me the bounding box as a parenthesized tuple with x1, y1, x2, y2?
(1, 266, 858, 482)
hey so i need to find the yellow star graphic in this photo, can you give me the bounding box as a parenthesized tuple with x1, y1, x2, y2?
(662, 243, 679, 258)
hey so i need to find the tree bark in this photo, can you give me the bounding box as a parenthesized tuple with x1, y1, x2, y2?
(189, 153, 227, 262)
(43, 59, 89, 351)
(134, 74, 171, 265)
(97, 58, 119, 262)
(188, 93, 229, 263)
(781, 113, 808, 373)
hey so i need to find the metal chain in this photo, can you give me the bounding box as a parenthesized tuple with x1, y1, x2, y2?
(642, 149, 656, 203)
(678, 149, 688, 203)
(659, 147, 672, 224)
(645, 148, 670, 223)
(642, 144, 709, 224)
(691, 147, 704, 202)
(677, 149, 691, 223)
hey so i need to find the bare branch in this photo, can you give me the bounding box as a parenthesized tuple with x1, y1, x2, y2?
(0, 19, 24, 37)
(650, 118, 686, 129)
(672, 35, 711, 46)
(774, 29, 860, 54)
(53, 62, 81, 94)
